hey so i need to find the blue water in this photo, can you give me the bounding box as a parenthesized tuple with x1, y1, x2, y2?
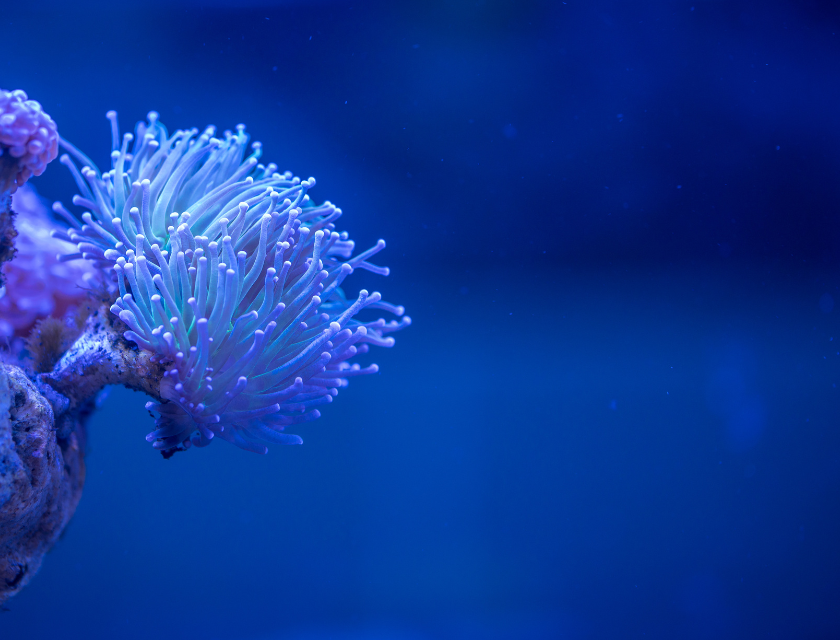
(3, 1, 840, 638)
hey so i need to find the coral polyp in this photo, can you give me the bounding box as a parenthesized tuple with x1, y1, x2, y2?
(56, 111, 409, 455)
(0, 89, 59, 194)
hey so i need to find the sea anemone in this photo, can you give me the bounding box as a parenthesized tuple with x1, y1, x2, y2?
(0, 185, 99, 339)
(56, 111, 410, 455)
(0, 89, 59, 194)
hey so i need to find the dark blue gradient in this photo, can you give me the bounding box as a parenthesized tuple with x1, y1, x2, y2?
(2, 1, 840, 638)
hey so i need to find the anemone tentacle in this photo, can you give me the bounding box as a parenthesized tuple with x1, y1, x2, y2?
(57, 111, 410, 454)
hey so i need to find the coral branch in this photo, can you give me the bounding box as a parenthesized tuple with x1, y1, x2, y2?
(38, 305, 166, 416)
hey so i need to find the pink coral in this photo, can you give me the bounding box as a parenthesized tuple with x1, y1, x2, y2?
(0, 185, 98, 338)
(0, 90, 59, 194)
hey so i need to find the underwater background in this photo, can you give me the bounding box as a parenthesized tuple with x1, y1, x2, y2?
(2, 0, 840, 638)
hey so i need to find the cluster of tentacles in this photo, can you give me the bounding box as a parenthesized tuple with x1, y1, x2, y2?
(54, 111, 409, 454)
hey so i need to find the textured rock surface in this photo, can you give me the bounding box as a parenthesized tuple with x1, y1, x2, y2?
(0, 305, 167, 605)
(0, 364, 86, 604)
(0, 192, 16, 289)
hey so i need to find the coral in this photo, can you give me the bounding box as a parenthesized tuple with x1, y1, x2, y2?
(56, 111, 410, 455)
(0, 185, 100, 339)
(0, 99, 410, 603)
(0, 89, 59, 195)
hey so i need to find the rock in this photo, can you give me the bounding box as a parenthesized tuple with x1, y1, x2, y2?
(0, 363, 86, 605)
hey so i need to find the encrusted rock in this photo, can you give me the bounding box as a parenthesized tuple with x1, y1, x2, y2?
(0, 364, 86, 605)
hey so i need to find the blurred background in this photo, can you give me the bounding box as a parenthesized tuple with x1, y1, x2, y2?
(2, 0, 840, 638)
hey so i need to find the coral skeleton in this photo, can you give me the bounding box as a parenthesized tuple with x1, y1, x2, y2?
(55, 111, 410, 455)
